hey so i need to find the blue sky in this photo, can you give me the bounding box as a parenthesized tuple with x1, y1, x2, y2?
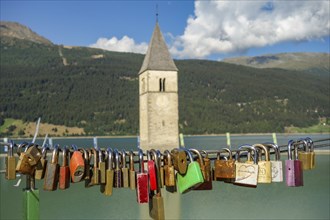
(1, 1, 329, 60)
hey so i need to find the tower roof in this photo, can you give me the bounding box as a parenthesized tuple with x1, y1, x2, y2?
(139, 23, 178, 74)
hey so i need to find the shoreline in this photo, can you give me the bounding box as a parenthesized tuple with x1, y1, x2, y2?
(2, 132, 329, 140)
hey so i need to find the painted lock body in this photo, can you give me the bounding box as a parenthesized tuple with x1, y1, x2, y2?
(285, 140, 303, 187)
(136, 149, 149, 203)
(234, 145, 259, 187)
(264, 143, 283, 182)
(69, 145, 85, 183)
(253, 144, 272, 183)
(43, 145, 59, 191)
(214, 148, 235, 182)
(177, 149, 204, 193)
(147, 150, 157, 191)
(59, 147, 70, 190)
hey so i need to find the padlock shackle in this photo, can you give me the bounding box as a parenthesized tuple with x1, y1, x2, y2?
(51, 144, 59, 163)
(62, 146, 68, 166)
(217, 148, 233, 160)
(263, 142, 280, 161)
(253, 144, 270, 161)
(129, 150, 135, 170)
(91, 148, 98, 168)
(121, 149, 127, 168)
(189, 149, 204, 165)
(236, 145, 258, 164)
(17, 142, 29, 156)
(138, 149, 145, 173)
(114, 149, 120, 170)
(305, 137, 314, 152)
(164, 150, 172, 166)
(287, 140, 295, 160)
(107, 147, 113, 170)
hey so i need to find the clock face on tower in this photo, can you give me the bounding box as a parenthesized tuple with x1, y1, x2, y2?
(156, 96, 169, 109)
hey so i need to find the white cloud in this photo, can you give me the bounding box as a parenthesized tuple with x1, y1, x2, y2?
(171, 0, 330, 58)
(90, 35, 148, 54)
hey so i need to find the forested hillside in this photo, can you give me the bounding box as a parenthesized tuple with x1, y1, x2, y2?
(0, 36, 329, 136)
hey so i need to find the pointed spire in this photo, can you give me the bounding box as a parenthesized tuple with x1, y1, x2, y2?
(139, 23, 178, 74)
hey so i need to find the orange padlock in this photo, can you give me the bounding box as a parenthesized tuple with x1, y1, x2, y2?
(69, 145, 85, 182)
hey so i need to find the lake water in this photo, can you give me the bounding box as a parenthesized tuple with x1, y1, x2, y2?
(0, 134, 329, 219)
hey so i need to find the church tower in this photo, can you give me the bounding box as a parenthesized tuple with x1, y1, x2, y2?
(139, 22, 179, 151)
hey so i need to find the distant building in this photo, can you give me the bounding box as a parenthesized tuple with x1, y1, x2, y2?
(139, 22, 179, 151)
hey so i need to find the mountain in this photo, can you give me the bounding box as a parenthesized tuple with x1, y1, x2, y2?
(223, 53, 330, 75)
(0, 22, 329, 136)
(0, 21, 53, 45)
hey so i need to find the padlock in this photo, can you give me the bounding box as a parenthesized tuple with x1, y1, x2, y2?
(35, 145, 49, 180)
(147, 150, 157, 191)
(16, 143, 40, 176)
(90, 148, 100, 186)
(129, 150, 136, 190)
(104, 147, 114, 196)
(113, 149, 122, 188)
(157, 150, 165, 188)
(192, 149, 212, 190)
(234, 145, 259, 187)
(177, 149, 204, 194)
(149, 149, 165, 220)
(306, 137, 315, 169)
(24, 144, 42, 166)
(121, 150, 129, 188)
(164, 150, 176, 187)
(171, 148, 188, 175)
(59, 146, 70, 190)
(285, 140, 303, 187)
(70, 145, 85, 183)
(214, 148, 236, 182)
(136, 149, 149, 204)
(297, 138, 312, 170)
(82, 149, 92, 188)
(43, 145, 59, 191)
(98, 148, 106, 184)
(264, 143, 283, 182)
(5, 141, 16, 180)
(253, 144, 272, 183)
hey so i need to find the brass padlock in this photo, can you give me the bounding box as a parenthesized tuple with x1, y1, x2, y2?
(104, 147, 114, 196)
(129, 150, 136, 190)
(35, 145, 49, 180)
(297, 138, 314, 170)
(98, 148, 106, 184)
(24, 144, 42, 166)
(121, 150, 129, 188)
(16, 143, 40, 176)
(214, 148, 236, 182)
(264, 143, 283, 182)
(306, 137, 315, 169)
(43, 145, 60, 191)
(5, 141, 16, 180)
(90, 148, 100, 186)
(171, 148, 187, 175)
(253, 144, 272, 184)
(164, 150, 175, 187)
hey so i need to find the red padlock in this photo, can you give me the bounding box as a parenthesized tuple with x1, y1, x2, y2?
(147, 150, 157, 191)
(137, 149, 149, 203)
(59, 147, 70, 190)
(69, 145, 85, 182)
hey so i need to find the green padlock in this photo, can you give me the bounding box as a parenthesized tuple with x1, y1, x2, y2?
(177, 149, 204, 194)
